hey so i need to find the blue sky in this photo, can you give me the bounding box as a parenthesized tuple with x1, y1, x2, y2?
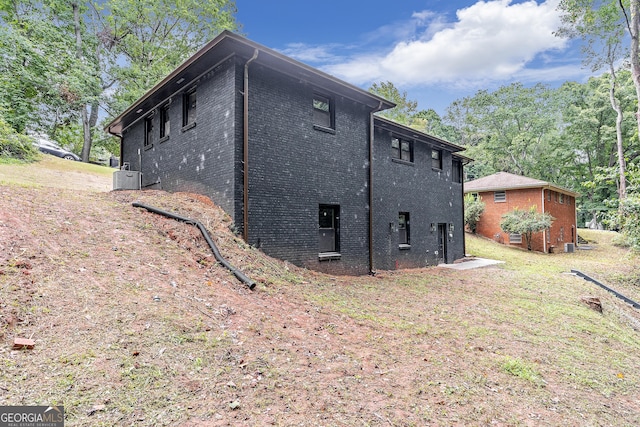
(235, 0, 591, 115)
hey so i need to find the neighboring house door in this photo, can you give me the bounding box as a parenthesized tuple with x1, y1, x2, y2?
(437, 223, 447, 264)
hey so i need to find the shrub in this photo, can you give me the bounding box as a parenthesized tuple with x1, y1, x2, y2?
(619, 196, 640, 251)
(464, 194, 485, 233)
(500, 206, 553, 251)
(0, 115, 39, 162)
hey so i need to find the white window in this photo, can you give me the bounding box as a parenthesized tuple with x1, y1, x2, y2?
(494, 191, 506, 202)
(509, 233, 522, 244)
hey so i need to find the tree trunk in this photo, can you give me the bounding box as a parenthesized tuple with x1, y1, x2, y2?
(608, 61, 627, 199)
(629, 0, 640, 194)
(73, 2, 93, 163)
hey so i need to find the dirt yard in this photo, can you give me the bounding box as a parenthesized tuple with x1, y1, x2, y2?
(1, 157, 639, 426)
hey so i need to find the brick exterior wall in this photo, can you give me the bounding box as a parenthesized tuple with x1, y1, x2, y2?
(372, 126, 465, 269)
(245, 64, 372, 275)
(474, 187, 576, 252)
(121, 58, 240, 220)
(119, 55, 466, 274)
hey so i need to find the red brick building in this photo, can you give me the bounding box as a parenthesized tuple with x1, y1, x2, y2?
(465, 172, 579, 253)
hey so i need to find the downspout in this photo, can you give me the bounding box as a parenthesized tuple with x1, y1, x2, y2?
(369, 102, 385, 274)
(462, 177, 466, 256)
(542, 187, 547, 253)
(243, 49, 259, 242)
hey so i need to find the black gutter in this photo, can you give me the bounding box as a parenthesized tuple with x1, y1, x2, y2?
(132, 202, 256, 290)
(572, 269, 640, 309)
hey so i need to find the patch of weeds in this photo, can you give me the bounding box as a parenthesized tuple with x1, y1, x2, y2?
(58, 350, 96, 366)
(501, 356, 544, 385)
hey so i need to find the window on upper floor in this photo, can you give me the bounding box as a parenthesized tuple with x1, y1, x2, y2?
(494, 191, 506, 202)
(559, 193, 565, 204)
(144, 116, 153, 147)
(399, 212, 410, 247)
(547, 190, 551, 201)
(452, 159, 462, 183)
(159, 104, 170, 140)
(183, 89, 196, 129)
(313, 93, 334, 130)
(432, 149, 442, 170)
(391, 137, 413, 162)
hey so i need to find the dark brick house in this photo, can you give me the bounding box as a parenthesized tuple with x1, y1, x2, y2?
(106, 31, 467, 274)
(465, 172, 579, 253)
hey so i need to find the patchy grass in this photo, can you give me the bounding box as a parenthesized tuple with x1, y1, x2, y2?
(1, 161, 640, 426)
(0, 155, 113, 190)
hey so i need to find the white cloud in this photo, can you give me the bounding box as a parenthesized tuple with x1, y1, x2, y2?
(280, 43, 343, 63)
(321, 0, 577, 87)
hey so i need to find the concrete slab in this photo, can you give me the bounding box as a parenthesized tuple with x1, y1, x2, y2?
(439, 257, 504, 270)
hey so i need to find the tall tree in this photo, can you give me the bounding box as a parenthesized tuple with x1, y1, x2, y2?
(557, 0, 638, 199)
(0, 0, 94, 134)
(102, 0, 238, 116)
(0, 0, 238, 162)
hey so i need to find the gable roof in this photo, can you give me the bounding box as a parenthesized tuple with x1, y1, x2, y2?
(105, 30, 396, 136)
(464, 172, 579, 197)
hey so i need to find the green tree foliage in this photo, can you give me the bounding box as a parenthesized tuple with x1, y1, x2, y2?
(103, 0, 238, 115)
(464, 194, 485, 234)
(0, 113, 39, 162)
(410, 108, 460, 142)
(368, 81, 417, 125)
(0, 1, 97, 134)
(0, 0, 238, 162)
(500, 207, 554, 251)
(616, 165, 640, 248)
(445, 83, 566, 181)
(557, 0, 640, 200)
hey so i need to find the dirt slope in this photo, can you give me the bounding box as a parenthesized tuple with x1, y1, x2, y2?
(1, 158, 640, 426)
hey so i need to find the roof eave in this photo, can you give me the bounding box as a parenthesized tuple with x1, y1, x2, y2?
(373, 115, 465, 153)
(106, 30, 396, 136)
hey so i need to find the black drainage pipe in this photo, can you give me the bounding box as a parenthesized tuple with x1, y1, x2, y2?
(133, 202, 256, 290)
(572, 269, 640, 310)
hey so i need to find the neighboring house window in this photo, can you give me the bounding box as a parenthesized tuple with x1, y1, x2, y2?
(452, 159, 462, 183)
(313, 93, 333, 129)
(319, 205, 340, 253)
(560, 226, 565, 242)
(559, 193, 565, 204)
(183, 89, 196, 128)
(432, 149, 442, 169)
(547, 190, 551, 201)
(391, 137, 413, 162)
(398, 212, 410, 247)
(160, 104, 170, 139)
(494, 191, 506, 202)
(509, 233, 522, 244)
(144, 116, 153, 147)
